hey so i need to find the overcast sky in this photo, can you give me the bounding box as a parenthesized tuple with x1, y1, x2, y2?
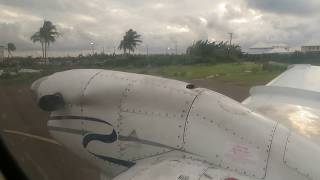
(1, 0, 320, 56)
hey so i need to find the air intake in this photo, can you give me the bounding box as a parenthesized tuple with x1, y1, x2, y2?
(38, 93, 65, 111)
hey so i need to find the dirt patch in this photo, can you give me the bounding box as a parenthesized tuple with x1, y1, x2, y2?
(189, 79, 250, 102)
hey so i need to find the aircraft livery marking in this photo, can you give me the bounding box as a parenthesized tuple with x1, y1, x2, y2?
(89, 152, 135, 167)
(50, 115, 118, 146)
(49, 115, 185, 167)
(49, 115, 135, 167)
(82, 129, 117, 148)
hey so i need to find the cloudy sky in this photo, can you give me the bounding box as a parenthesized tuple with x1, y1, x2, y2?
(1, 0, 320, 56)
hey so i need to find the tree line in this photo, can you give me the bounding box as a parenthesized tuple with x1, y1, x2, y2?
(28, 21, 143, 59)
(6, 20, 242, 59)
(186, 40, 242, 58)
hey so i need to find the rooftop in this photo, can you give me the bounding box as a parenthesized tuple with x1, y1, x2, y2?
(250, 42, 289, 49)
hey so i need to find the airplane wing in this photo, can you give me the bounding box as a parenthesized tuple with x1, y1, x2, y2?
(265, 64, 320, 92)
(243, 64, 320, 143)
(113, 156, 255, 180)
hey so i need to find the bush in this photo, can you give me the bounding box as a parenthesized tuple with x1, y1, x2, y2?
(262, 61, 287, 71)
(186, 40, 242, 60)
(0, 72, 11, 79)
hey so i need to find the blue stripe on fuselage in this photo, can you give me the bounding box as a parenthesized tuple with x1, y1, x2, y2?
(89, 151, 135, 168)
(49, 115, 113, 126)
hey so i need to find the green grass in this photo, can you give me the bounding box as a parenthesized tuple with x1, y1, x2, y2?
(0, 62, 285, 86)
(118, 62, 284, 86)
(0, 70, 56, 85)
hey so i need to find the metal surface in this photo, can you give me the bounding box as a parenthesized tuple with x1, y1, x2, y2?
(119, 74, 197, 160)
(243, 64, 320, 180)
(284, 132, 320, 180)
(113, 158, 208, 180)
(267, 65, 320, 92)
(200, 167, 255, 180)
(31, 65, 320, 180)
(184, 89, 276, 179)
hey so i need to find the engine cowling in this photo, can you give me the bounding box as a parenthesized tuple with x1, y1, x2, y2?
(31, 69, 276, 179)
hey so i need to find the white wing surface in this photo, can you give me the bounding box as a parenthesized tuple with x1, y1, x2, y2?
(243, 65, 320, 179)
(243, 64, 320, 132)
(243, 64, 320, 138)
(113, 157, 255, 180)
(266, 64, 320, 92)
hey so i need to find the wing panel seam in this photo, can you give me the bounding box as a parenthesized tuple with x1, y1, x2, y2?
(182, 90, 204, 145)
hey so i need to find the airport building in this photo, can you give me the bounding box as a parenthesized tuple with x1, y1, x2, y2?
(301, 45, 320, 53)
(0, 46, 4, 63)
(247, 42, 291, 54)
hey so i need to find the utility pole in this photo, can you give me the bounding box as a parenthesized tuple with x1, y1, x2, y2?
(90, 42, 95, 55)
(228, 32, 233, 55)
(228, 32, 233, 46)
(146, 45, 149, 56)
(174, 41, 178, 55)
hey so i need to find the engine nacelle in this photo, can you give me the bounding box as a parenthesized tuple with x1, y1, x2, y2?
(32, 69, 276, 178)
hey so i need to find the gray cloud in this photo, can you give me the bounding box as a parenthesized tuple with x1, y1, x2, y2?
(0, 0, 320, 56)
(245, 0, 320, 15)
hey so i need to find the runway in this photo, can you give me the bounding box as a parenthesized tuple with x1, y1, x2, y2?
(0, 84, 99, 180)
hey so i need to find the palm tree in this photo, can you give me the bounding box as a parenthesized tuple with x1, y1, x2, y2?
(6, 43, 16, 58)
(118, 29, 142, 54)
(30, 20, 59, 58)
(31, 31, 44, 58)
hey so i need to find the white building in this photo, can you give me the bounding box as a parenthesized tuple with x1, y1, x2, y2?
(301, 45, 320, 53)
(247, 42, 291, 54)
(301, 40, 320, 53)
(0, 46, 4, 62)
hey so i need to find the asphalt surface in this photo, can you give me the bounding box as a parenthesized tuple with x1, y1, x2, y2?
(0, 79, 250, 180)
(0, 84, 99, 180)
(190, 79, 250, 102)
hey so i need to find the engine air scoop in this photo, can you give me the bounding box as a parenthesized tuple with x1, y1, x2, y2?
(38, 93, 65, 111)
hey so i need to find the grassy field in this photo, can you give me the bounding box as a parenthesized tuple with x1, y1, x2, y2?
(0, 62, 285, 86)
(118, 62, 284, 85)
